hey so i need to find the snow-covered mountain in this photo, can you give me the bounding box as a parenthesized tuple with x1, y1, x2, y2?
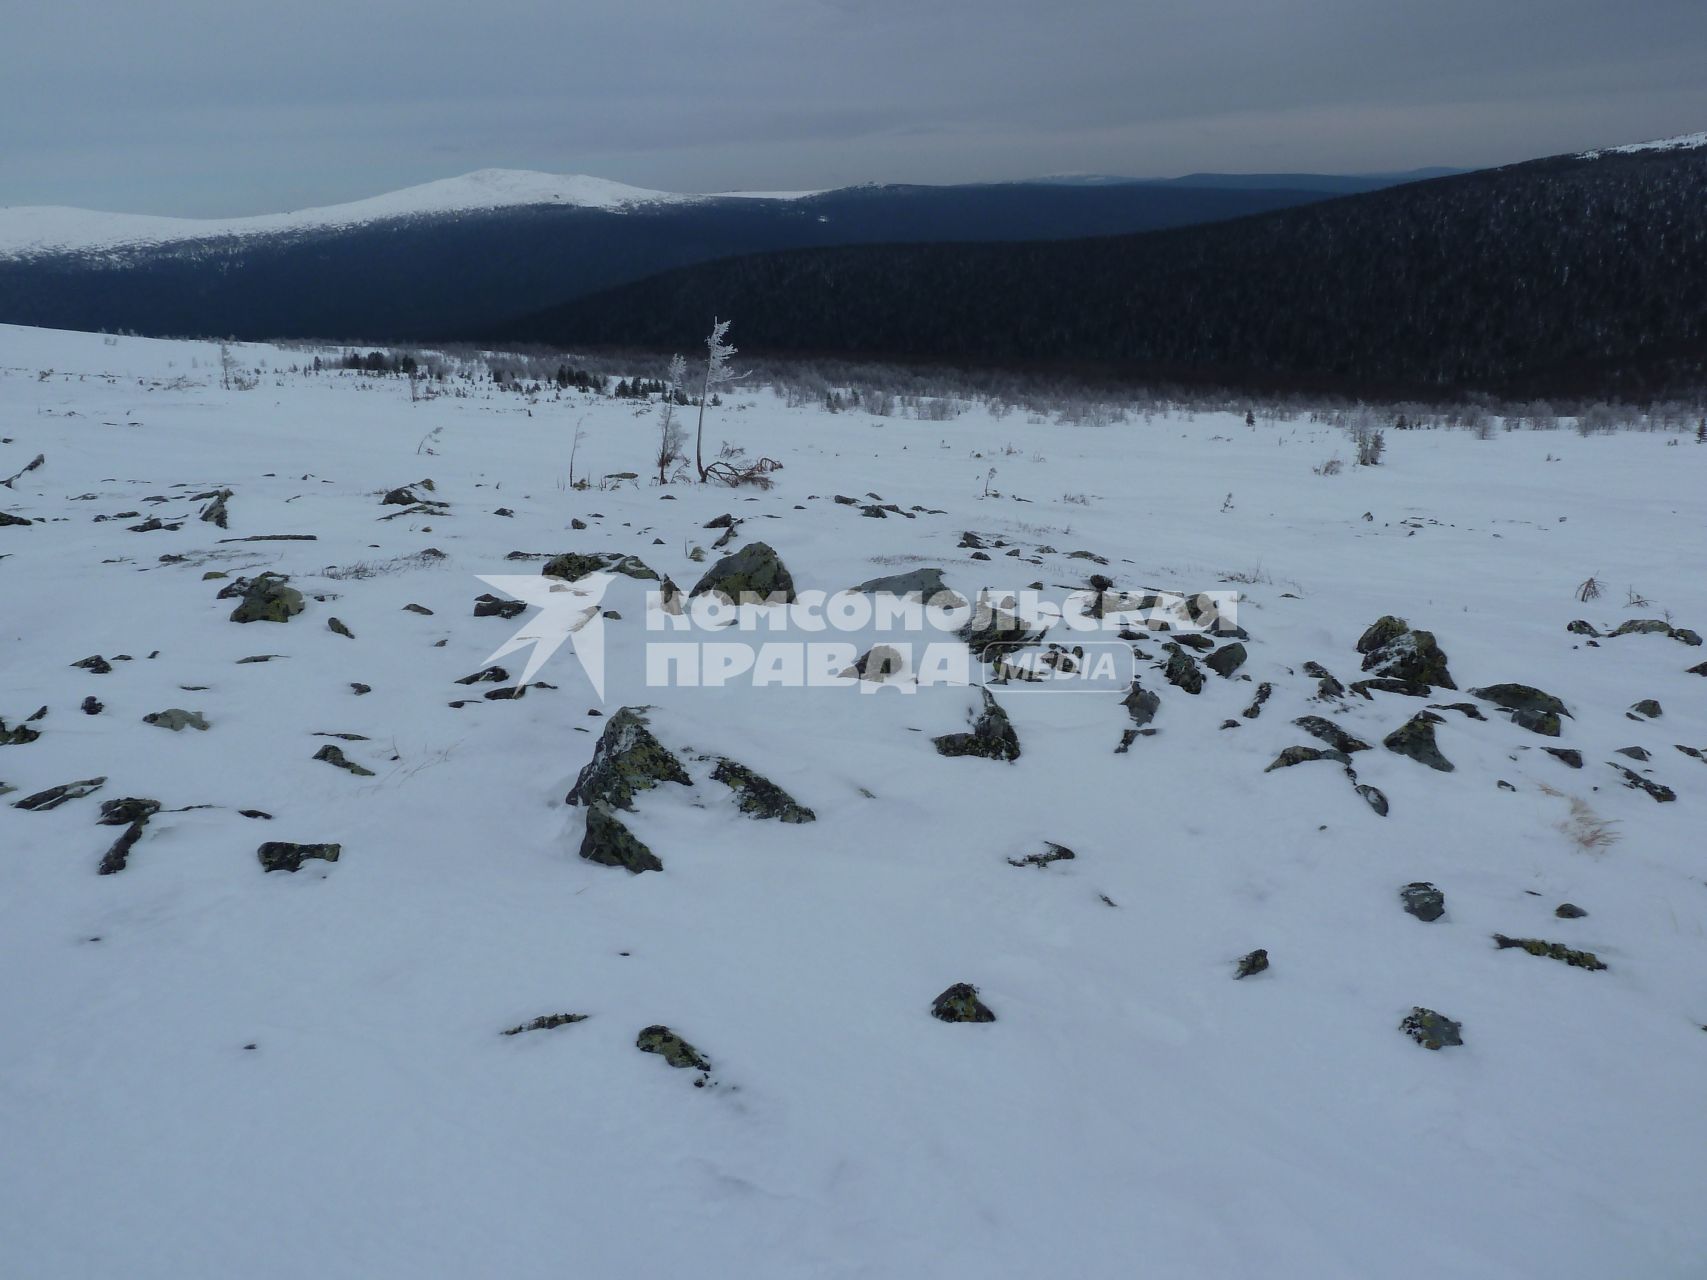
(0, 169, 818, 261)
(1579, 131, 1707, 159)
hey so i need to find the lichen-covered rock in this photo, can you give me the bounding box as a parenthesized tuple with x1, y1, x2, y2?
(1611, 765, 1675, 802)
(502, 1013, 588, 1036)
(0, 716, 41, 746)
(98, 797, 161, 826)
(690, 541, 795, 603)
(1555, 903, 1588, 919)
(579, 803, 663, 873)
(228, 573, 304, 624)
(1400, 882, 1445, 922)
(636, 1024, 711, 1071)
(71, 654, 113, 674)
(1565, 619, 1601, 637)
(1384, 711, 1454, 771)
(257, 841, 341, 873)
(144, 708, 209, 732)
(1161, 645, 1204, 694)
(1242, 682, 1273, 719)
(1492, 933, 1607, 970)
(473, 592, 526, 619)
(931, 983, 996, 1023)
(198, 488, 232, 528)
(541, 551, 658, 583)
(1302, 661, 1346, 700)
(1234, 948, 1269, 979)
(1610, 618, 1674, 638)
(1629, 699, 1662, 719)
(1122, 680, 1160, 728)
(851, 567, 963, 607)
(933, 689, 1021, 761)
(1401, 1007, 1463, 1049)
(328, 617, 355, 639)
(13, 776, 106, 811)
(1204, 642, 1248, 678)
(313, 744, 375, 777)
(566, 707, 692, 811)
(709, 757, 815, 822)
(1470, 684, 1571, 736)
(0, 510, 32, 527)
(1356, 616, 1455, 692)
(1293, 716, 1371, 754)
(1544, 748, 1584, 768)
(1264, 745, 1350, 772)
(958, 598, 1043, 660)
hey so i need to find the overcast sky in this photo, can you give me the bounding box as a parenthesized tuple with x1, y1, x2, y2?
(4, 0, 1705, 215)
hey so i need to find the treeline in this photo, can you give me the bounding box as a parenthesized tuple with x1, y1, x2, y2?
(497, 147, 1707, 400)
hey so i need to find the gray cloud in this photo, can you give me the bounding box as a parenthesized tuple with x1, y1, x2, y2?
(3, 0, 1704, 214)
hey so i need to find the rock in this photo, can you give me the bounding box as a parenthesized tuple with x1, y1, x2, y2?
(636, 1025, 711, 1071)
(579, 804, 663, 874)
(1122, 680, 1160, 728)
(328, 617, 355, 639)
(1610, 618, 1674, 638)
(708, 758, 815, 822)
(1630, 699, 1662, 719)
(850, 567, 964, 607)
(1264, 745, 1350, 772)
(1007, 842, 1075, 869)
(1357, 784, 1391, 817)
(1544, 747, 1584, 768)
(959, 599, 1043, 660)
(1492, 933, 1606, 970)
(1613, 746, 1650, 761)
(0, 716, 40, 746)
(72, 654, 113, 674)
(199, 489, 232, 528)
(1469, 684, 1570, 737)
(1611, 765, 1675, 802)
(0, 510, 32, 527)
(1691, 661, 1707, 677)
(690, 541, 795, 603)
(1429, 702, 1487, 721)
(1674, 628, 1704, 647)
(541, 551, 658, 583)
(403, 603, 433, 615)
(1161, 645, 1204, 694)
(933, 689, 1021, 761)
(930, 983, 996, 1023)
(80, 696, 103, 715)
(1401, 1007, 1463, 1050)
(12, 781, 105, 812)
(842, 645, 909, 682)
(1555, 903, 1588, 919)
(350, 683, 371, 695)
(143, 708, 209, 732)
(502, 1013, 588, 1036)
(1204, 642, 1248, 678)
(313, 744, 375, 777)
(567, 707, 692, 811)
(1302, 661, 1345, 700)
(473, 593, 526, 619)
(1172, 633, 1215, 652)
(1400, 882, 1445, 922)
(1234, 949, 1269, 978)
(1241, 682, 1273, 719)
(1356, 616, 1455, 692)
(228, 573, 304, 624)
(456, 666, 510, 685)
(1293, 716, 1371, 754)
(1384, 711, 1453, 770)
(257, 841, 341, 873)
(98, 797, 162, 827)
(1565, 619, 1600, 636)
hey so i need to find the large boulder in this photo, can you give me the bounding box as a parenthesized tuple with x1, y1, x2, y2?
(1356, 616, 1454, 692)
(1383, 711, 1454, 771)
(566, 707, 691, 873)
(1470, 684, 1571, 737)
(542, 551, 658, 583)
(227, 573, 304, 624)
(690, 542, 795, 603)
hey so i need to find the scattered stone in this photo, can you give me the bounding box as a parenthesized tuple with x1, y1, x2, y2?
(709, 757, 815, 822)
(456, 666, 510, 685)
(327, 617, 355, 639)
(851, 567, 964, 607)
(1265, 745, 1350, 772)
(689, 541, 795, 603)
(930, 983, 996, 1023)
(228, 573, 304, 624)
(1302, 661, 1345, 700)
(933, 688, 1021, 761)
(1172, 632, 1215, 652)
(257, 841, 341, 873)
(1204, 642, 1248, 678)
(1544, 747, 1584, 769)
(1555, 903, 1588, 919)
(143, 709, 209, 732)
(236, 654, 283, 664)
(1293, 716, 1371, 754)
(13, 777, 106, 811)
(80, 696, 103, 715)
(1428, 702, 1486, 721)
(1357, 784, 1390, 816)
(959, 598, 1043, 660)
(1401, 1007, 1463, 1050)
(350, 683, 371, 695)
(314, 744, 375, 777)
(1122, 680, 1160, 728)
(1492, 933, 1606, 970)
(1384, 711, 1453, 771)
(636, 1024, 712, 1071)
(541, 551, 658, 583)
(0, 716, 40, 746)
(199, 489, 232, 528)
(1611, 765, 1675, 802)
(1629, 699, 1662, 719)
(502, 1013, 588, 1036)
(1400, 882, 1446, 922)
(1565, 619, 1600, 636)
(0, 510, 32, 527)
(1161, 645, 1204, 694)
(473, 593, 526, 619)
(1241, 682, 1273, 719)
(402, 603, 433, 615)
(72, 654, 113, 674)
(1470, 684, 1571, 737)
(1007, 842, 1075, 869)
(1234, 949, 1269, 979)
(579, 804, 661, 873)
(1613, 746, 1650, 761)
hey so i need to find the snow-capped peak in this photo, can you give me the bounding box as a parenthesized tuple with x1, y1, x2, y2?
(0, 170, 814, 261)
(1578, 131, 1707, 159)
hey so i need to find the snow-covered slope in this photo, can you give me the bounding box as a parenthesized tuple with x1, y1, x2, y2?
(0, 170, 817, 260)
(2, 324, 1706, 1279)
(1580, 131, 1707, 159)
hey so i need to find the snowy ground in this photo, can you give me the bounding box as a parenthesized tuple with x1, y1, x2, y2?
(2, 325, 1705, 1279)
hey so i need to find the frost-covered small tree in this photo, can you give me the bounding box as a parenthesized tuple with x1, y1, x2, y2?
(656, 353, 688, 484)
(695, 318, 742, 482)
